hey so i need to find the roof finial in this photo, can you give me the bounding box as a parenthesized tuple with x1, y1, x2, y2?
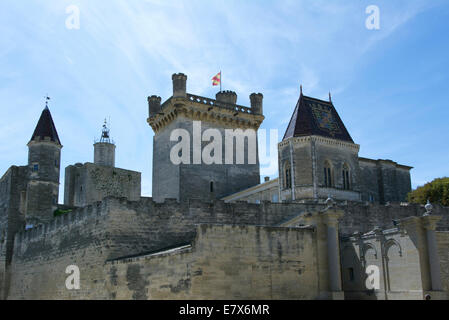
(300, 84, 303, 95)
(44, 95, 50, 109)
(329, 91, 332, 103)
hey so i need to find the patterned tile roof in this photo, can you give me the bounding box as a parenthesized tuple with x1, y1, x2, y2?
(283, 93, 354, 143)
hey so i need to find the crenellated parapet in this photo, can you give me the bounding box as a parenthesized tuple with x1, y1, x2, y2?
(147, 73, 265, 134)
(147, 93, 264, 133)
(14, 201, 108, 247)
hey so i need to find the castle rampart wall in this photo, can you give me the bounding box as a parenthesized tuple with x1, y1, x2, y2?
(4, 196, 449, 299)
(8, 201, 112, 299)
(106, 224, 318, 300)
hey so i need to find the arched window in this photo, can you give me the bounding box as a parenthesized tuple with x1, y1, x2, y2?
(284, 161, 292, 189)
(324, 161, 333, 187)
(342, 163, 350, 190)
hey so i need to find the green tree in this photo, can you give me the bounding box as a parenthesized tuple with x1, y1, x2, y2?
(408, 177, 449, 207)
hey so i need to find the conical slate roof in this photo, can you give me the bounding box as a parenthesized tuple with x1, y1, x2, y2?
(283, 93, 354, 143)
(30, 106, 61, 144)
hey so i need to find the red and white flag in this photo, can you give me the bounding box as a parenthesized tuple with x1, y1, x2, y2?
(212, 72, 221, 86)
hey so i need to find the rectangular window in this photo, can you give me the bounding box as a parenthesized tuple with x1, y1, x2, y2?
(32, 164, 39, 172)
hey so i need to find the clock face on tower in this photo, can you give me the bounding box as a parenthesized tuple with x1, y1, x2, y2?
(310, 103, 341, 136)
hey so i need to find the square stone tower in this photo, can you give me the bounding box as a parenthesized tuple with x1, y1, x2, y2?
(148, 73, 265, 202)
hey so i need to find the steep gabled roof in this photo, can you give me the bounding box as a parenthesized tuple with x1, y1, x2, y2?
(30, 107, 61, 144)
(283, 93, 354, 143)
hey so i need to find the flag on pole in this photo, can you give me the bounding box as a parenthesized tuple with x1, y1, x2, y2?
(212, 72, 221, 86)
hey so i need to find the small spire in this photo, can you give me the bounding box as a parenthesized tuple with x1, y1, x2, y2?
(329, 91, 332, 103)
(300, 85, 303, 95)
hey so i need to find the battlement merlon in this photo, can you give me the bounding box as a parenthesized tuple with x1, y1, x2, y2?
(147, 73, 265, 133)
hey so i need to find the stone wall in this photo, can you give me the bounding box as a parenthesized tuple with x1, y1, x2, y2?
(5, 197, 313, 299)
(278, 136, 361, 202)
(341, 230, 424, 300)
(7, 202, 112, 299)
(4, 195, 449, 299)
(337, 202, 449, 235)
(64, 163, 141, 207)
(437, 232, 449, 293)
(358, 158, 412, 204)
(106, 224, 318, 300)
(0, 166, 28, 299)
(153, 116, 260, 202)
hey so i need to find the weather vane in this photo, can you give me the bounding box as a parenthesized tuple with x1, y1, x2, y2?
(45, 95, 50, 107)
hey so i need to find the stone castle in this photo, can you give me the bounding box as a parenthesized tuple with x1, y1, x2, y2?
(0, 73, 448, 300)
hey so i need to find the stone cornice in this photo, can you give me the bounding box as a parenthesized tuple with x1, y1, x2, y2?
(278, 135, 360, 152)
(147, 95, 265, 134)
(27, 138, 62, 149)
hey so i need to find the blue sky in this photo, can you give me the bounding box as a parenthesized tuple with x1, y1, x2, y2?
(0, 0, 448, 199)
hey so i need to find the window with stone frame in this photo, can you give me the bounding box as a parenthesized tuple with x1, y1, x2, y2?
(324, 160, 333, 187)
(342, 163, 350, 190)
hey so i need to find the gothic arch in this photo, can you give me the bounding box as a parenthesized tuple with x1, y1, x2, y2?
(362, 242, 378, 260)
(324, 160, 333, 187)
(283, 160, 292, 189)
(384, 239, 403, 258)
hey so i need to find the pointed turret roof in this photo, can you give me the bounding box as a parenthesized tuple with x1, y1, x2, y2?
(283, 93, 354, 143)
(29, 106, 61, 144)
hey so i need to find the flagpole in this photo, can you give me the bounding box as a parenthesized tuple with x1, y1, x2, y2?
(220, 70, 222, 92)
